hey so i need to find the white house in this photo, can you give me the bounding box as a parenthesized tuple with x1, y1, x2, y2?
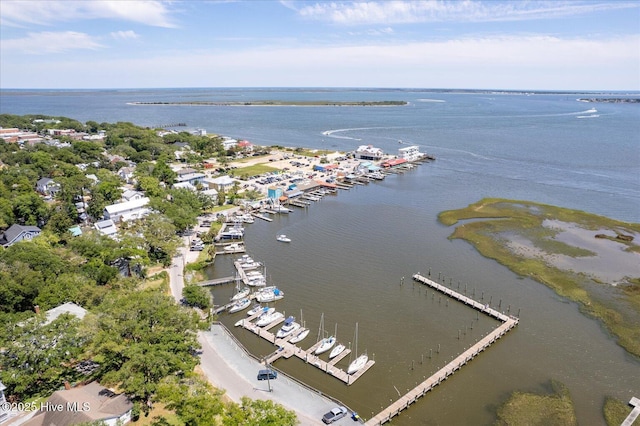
(221, 137, 238, 150)
(206, 176, 237, 192)
(117, 167, 136, 184)
(121, 190, 145, 202)
(36, 177, 61, 196)
(355, 145, 384, 161)
(43, 302, 88, 326)
(175, 168, 206, 186)
(94, 219, 118, 238)
(103, 197, 150, 223)
(23, 381, 133, 426)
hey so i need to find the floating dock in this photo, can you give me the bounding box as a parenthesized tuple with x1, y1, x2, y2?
(236, 313, 374, 385)
(365, 273, 519, 425)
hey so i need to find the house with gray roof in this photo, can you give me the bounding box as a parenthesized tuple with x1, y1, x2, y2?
(36, 177, 61, 197)
(0, 224, 41, 248)
(23, 381, 133, 426)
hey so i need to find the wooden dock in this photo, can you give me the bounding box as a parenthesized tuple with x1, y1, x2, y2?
(197, 276, 236, 287)
(364, 273, 519, 425)
(236, 314, 374, 385)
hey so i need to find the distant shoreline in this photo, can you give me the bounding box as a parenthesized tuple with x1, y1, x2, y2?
(577, 98, 640, 103)
(128, 100, 407, 107)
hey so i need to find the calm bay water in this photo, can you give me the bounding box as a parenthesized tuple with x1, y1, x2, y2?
(2, 88, 639, 424)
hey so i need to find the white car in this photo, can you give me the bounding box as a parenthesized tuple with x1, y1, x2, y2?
(322, 406, 347, 424)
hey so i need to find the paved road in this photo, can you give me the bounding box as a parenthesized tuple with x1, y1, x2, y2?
(170, 241, 357, 425)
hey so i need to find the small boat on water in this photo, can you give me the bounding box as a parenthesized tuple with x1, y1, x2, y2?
(256, 310, 284, 327)
(228, 298, 251, 313)
(231, 286, 250, 301)
(224, 243, 243, 251)
(246, 304, 264, 316)
(329, 343, 346, 359)
(255, 286, 284, 303)
(276, 316, 300, 338)
(276, 234, 291, 243)
(254, 307, 275, 322)
(348, 322, 368, 374)
(328, 324, 344, 359)
(314, 314, 336, 355)
(289, 328, 309, 344)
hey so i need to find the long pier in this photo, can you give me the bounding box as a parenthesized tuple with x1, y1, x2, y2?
(365, 273, 519, 425)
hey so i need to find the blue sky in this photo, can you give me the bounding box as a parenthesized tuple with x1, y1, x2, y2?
(1, 0, 639, 90)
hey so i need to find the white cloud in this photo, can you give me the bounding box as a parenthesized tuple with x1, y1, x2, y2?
(297, 1, 640, 25)
(110, 30, 140, 40)
(0, 0, 176, 28)
(1, 31, 104, 54)
(5, 33, 636, 90)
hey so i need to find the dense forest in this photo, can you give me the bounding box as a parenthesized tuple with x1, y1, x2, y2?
(0, 114, 298, 425)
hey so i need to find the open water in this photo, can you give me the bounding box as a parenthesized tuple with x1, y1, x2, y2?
(1, 88, 639, 424)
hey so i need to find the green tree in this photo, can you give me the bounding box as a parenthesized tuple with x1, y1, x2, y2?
(182, 285, 211, 310)
(156, 377, 225, 425)
(0, 314, 86, 400)
(222, 397, 298, 426)
(92, 289, 201, 412)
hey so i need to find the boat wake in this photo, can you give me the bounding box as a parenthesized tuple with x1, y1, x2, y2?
(322, 126, 404, 140)
(415, 98, 446, 103)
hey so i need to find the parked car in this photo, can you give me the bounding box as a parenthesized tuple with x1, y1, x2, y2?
(257, 369, 277, 381)
(322, 406, 347, 424)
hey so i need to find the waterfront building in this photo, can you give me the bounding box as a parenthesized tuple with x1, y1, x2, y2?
(398, 145, 424, 162)
(355, 144, 384, 161)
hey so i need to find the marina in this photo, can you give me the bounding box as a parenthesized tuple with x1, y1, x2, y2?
(235, 310, 375, 385)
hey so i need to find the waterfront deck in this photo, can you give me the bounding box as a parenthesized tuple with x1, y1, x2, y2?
(364, 273, 519, 425)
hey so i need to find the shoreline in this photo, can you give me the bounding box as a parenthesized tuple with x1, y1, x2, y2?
(168, 236, 349, 425)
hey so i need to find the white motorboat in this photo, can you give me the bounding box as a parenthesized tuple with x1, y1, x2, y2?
(256, 310, 284, 327)
(224, 243, 243, 251)
(227, 298, 251, 314)
(276, 316, 300, 338)
(347, 322, 368, 374)
(329, 343, 346, 359)
(289, 328, 309, 344)
(276, 234, 291, 243)
(247, 275, 267, 287)
(253, 307, 275, 322)
(255, 287, 284, 303)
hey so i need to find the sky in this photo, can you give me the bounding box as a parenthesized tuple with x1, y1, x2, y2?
(1, 0, 639, 90)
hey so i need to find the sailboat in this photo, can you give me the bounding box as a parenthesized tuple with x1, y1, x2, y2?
(290, 310, 309, 343)
(347, 322, 368, 374)
(230, 277, 250, 302)
(329, 324, 346, 359)
(314, 313, 336, 355)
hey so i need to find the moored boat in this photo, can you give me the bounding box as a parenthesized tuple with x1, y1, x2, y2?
(275, 316, 300, 338)
(228, 298, 251, 313)
(347, 322, 368, 374)
(289, 328, 309, 344)
(256, 310, 284, 327)
(255, 286, 284, 303)
(329, 343, 346, 359)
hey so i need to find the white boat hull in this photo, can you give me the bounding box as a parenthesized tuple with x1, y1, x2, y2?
(347, 354, 368, 374)
(329, 344, 345, 359)
(315, 337, 336, 355)
(289, 328, 309, 344)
